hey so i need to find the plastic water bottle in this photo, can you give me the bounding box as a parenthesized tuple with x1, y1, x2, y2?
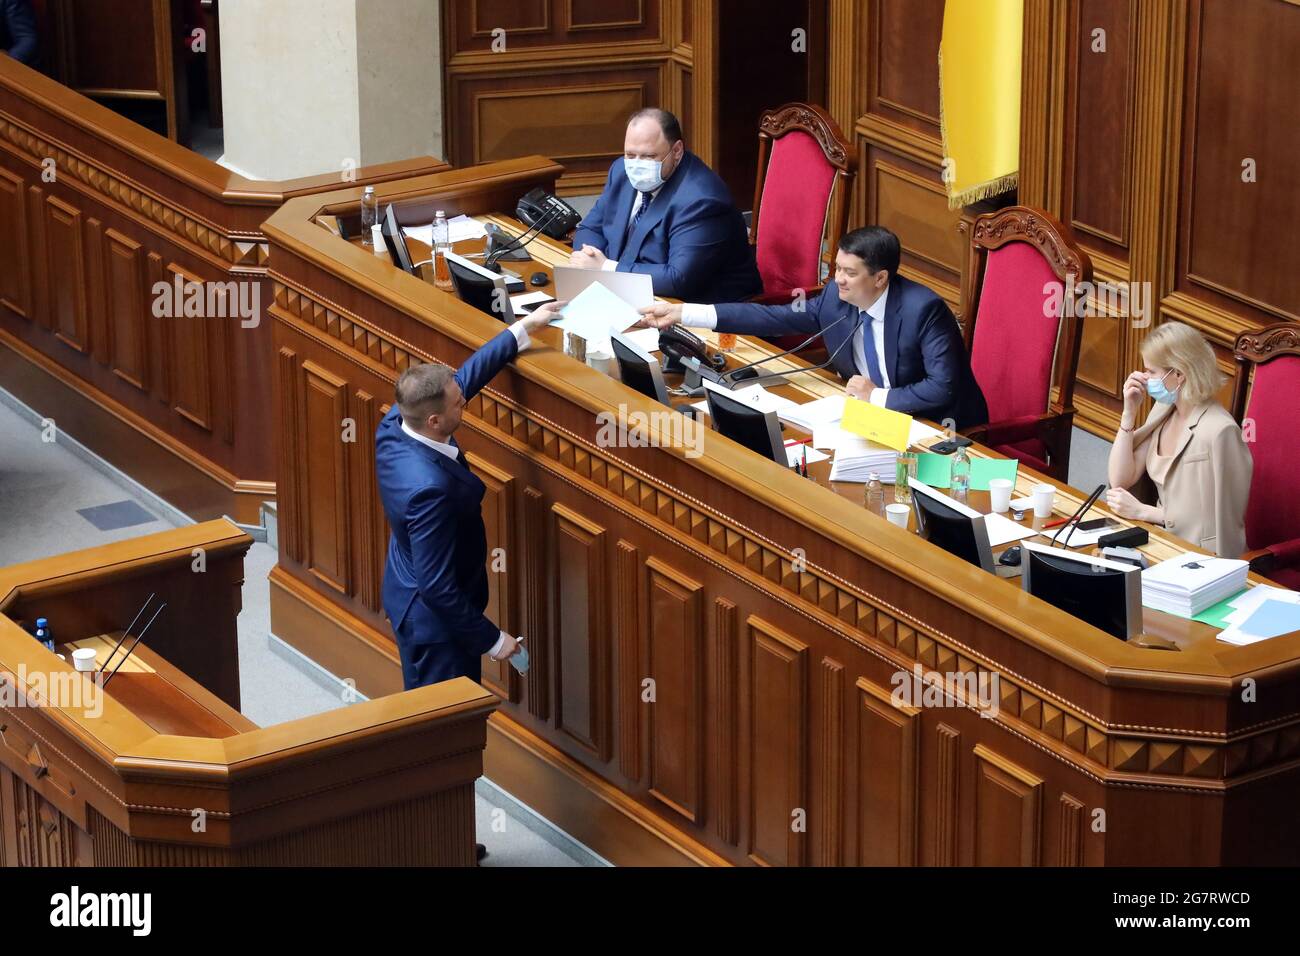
(360, 186, 378, 247)
(865, 472, 885, 515)
(951, 445, 971, 500)
(432, 210, 453, 290)
(33, 617, 55, 651)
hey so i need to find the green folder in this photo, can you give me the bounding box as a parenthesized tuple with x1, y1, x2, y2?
(914, 453, 1018, 492)
(1192, 589, 1249, 627)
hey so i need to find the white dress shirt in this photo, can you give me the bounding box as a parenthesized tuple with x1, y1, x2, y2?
(602, 187, 662, 272)
(680, 285, 893, 405)
(398, 318, 531, 660)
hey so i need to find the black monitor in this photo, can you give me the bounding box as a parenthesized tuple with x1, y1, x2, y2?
(445, 251, 513, 323)
(704, 386, 785, 465)
(907, 477, 995, 573)
(1021, 541, 1142, 641)
(611, 330, 670, 406)
(381, 203, 417, 275)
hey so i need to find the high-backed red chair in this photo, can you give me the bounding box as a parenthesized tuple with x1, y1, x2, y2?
(1232, 324, 1300, 587)
(958, 207, 1091, 482)
(749, 103, 856, 355)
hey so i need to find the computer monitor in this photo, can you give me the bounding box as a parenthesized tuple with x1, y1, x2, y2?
(704, 386, 785, 465)
(1020, 540, 1142, 641)
(381, 203, 417, 275)
(445, 250, 513, 323)
(611, 330, 670, 406)
(907, 477, 996, 573)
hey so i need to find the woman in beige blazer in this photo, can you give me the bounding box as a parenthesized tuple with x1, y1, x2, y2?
(1106, 321, 1252, 558)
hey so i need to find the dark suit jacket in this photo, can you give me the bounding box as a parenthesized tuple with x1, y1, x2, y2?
(1, 0, 37, 65)
(375, 327, 518, 687)
(572, 151, 761, 304)
(714, 276, 989, 430)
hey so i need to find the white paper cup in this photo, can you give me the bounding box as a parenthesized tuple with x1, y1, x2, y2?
(1032, 483, 1056, 519)
(72, 648, 98, 672)
(885, 503, 910, 528)
(988, 478, 1013, 513)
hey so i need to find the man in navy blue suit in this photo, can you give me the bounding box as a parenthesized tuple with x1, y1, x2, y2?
(1, 0, 38, 66)
(376, 302, 563, 698)
(569, 108, 761, 303)
(637, 226, 989, 431)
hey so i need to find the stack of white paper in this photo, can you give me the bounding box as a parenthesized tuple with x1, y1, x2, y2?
(828, 436, 899, 484)
(1142, 553, 1250, 618)
(778, 395, 846, 432)
(1216, 586, 1300, 645)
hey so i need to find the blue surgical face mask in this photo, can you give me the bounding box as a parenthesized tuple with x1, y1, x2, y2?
(624, 157, 665, 193)
(1147, 369, 1179, 404)
(509, 642, 530, 675)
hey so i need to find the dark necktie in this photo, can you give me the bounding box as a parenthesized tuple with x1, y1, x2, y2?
(448, 437, 468, 470)
(628, 190, 654, 235)
(861, 311, 884, 388)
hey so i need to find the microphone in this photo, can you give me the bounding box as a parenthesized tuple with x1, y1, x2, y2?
(1052, 483, 1107, 547)
(726, 314, 864, 390)
(719, 306, 860, 385)
(101, 599, 167, 688)
(485, 208, 559, 268)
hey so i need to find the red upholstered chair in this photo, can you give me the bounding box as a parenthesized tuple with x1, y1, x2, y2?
(749, 103, 856, 355)
(958, 207, 1091, 482)
(1232, 324, 1300, 588)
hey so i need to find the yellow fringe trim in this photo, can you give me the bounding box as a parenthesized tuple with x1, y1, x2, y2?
(937, 48, 1019, 210)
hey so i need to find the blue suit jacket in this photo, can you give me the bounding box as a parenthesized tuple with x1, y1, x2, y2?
(715, 276, 989, 431)
(1, 0, 37, 65)
(376, 328, 519, 666)
(572, 152, 761, 304)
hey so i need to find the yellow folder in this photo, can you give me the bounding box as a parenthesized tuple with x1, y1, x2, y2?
(840, 397, 913, 452)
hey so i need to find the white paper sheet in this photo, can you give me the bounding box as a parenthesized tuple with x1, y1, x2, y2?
(552, 282, 641, 345)
(554, 266, 654, 308)
(785, 444, 830, 468)
(620, 327, 661, 353)
(984, 512, 1041, 547)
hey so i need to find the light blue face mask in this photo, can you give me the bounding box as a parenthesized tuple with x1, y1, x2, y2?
(1147, 369, 1179, 404)
(624, 157, 665, 193)
(509, 642, 530, 675)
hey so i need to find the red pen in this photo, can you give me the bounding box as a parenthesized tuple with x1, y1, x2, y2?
(801, 445, 808, 476)
(1043, 517, 1070, 529)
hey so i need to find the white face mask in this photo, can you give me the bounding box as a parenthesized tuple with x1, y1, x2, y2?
(624, 157, 665, 193)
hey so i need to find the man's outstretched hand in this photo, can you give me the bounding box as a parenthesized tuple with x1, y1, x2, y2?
(518, 299, 568, 335)
(636, 302, 684, 329)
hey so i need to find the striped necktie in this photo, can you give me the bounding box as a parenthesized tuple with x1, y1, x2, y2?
(629, 190, 655, 232)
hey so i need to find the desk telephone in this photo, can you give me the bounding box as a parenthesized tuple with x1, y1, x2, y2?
(658, 325, 727, 373)
(517, 188, 582, 238)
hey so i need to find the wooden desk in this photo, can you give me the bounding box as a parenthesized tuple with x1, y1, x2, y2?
(0, 522, 497, 866)
(263, 168, 1300, 867)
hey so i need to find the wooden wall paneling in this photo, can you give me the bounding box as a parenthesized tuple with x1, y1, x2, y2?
(84, 217, 108, 367)
(819, 657, 844, 865)
(299, 360, 352, 596)
(523, 486, 550, 719)
(163, 264, 215, 432)
(616, 540, 642, 780)
(645, 557, 704, 824)
(972, 744, 1044, 866)
(1018, 0, 1067, 213)
(276, 348, 304, 564)
(42, 194, 87, 352)
(350, 392, 383, 615)
(24, 186, 50, 328)
(855, 676, 919, 866)
(933, 721, 960, 865)
(0, 168, 30, 317)
(550, 504, 611, 759)
(1058, 793, 1085, 865)
(712, 597, 738, 845)
(474, 453, 520, 702)
(746, 616, 808, 867)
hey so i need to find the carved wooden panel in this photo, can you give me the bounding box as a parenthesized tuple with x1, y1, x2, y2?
(1059, 793, 1085, 866)
(645, 558, 704, 823)
(26, 186, 50, 328)
(819, 658, 845, 865)
(855, 676, 919, 865)
(300, 361, 351, 595)
(1176, 0, 1300, 324)
(103, 228, 150, 391)
(164, 265, 214, 431)
(277, 348, 304, 564)
(868, 0, 944, 135)
(1, 767, 91, 867)
(447, 0, 660, 53)
(934, 722, 960, 865)
(43, 195, 88, 353)
(973, 744, 1043, 866)
(747, 617, 808, 867)
(523, 486, 550, 719)
(551, 504, 610, 758)
(476, 454, 519, 702)
(713, 598, 739, 845)
(616, 541, 642, 780)
(351, 392, 384, 616)
(0, 168, 30, 318)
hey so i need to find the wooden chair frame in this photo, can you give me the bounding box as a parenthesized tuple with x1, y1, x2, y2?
(1231, 322, 1300, 576)
(957, 206, 1092, 482)
(749, 101, 856, 298)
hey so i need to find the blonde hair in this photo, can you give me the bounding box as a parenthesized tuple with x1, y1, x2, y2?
(1140, 321, 1225, 406)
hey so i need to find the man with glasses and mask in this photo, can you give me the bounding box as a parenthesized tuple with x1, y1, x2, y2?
(569, 108, 761, 303)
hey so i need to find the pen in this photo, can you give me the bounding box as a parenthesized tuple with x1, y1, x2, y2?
(784, 437, 814, 447)
(1043, 517, 1071, 529)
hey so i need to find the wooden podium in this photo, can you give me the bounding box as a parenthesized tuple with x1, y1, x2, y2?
(0, 521, 496, 866)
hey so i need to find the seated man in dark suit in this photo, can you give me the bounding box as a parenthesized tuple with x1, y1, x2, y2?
(375, 301, 562, 695)
(638, 226, 989, 431)
(1, 0, 38, 66)
(569, 108, 761, 303)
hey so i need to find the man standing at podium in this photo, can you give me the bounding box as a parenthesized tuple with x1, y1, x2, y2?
(376, 303, 562, 697)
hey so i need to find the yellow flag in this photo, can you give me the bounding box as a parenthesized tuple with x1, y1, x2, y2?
(841, 397, 913, 452)
(939, 0, 1024, 208)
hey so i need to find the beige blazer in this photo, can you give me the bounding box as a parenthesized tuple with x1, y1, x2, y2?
(1129, 402, 1253, 558)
